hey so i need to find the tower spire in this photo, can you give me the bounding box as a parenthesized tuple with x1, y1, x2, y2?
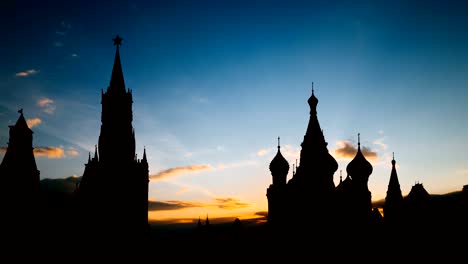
(142, 146, 147, 162)
(93, 145, 98, 161)
(358, 133, 361, 148)
(109, 35, 126, 93)
(277, 136, 280, 149)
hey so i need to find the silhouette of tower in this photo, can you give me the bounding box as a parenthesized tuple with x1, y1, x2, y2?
(290, 83, 338, 192)
(345, 133, 373, 225)
(77, 35, 149, 236)
(266, 137, 289, 224)
(267, 83, 338, 230)
(0, 109, 40, 228)
(384, 152, 404, 226)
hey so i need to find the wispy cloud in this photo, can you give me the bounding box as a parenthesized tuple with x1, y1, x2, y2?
(15, 69, 39, 77)
(53, 41, 64, 47)
(176, 187, 189, 195)
(66, 147, 79, 157)
(70, 53, 79, 58)
(26, 118, 42, 128)
(331, 140, 378, 162)
(37, 97, 56, 114)
(257, 148, 271, 157)
(192, 96, 209, 104)
(55, 21, 71, 36)
(373, 138, 387, 150)
(148, 197, 250, 211)
(148, 200, 203, 211)
(281, 144, 301, 161)
(150, 164, 214, 180)
(33, 146, 79, 159)
(214, 197, 250, 209)
(34, 147, 65, 159)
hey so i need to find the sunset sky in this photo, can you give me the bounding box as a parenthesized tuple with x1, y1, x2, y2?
(2, 0, 468, 222)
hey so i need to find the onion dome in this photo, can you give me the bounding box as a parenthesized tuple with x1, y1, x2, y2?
(269, 137, 289, 185)
(307, 82, 318, 111)
(346, 133, 373, 178)
(324, 150, 339, 174)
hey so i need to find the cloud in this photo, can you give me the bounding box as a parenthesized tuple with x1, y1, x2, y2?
(15, 69, 39, 77)
(37, 97, 56, 114)
(53, 41, 64, 47)
(281, 144, 301, 161)
(148, 197, 250, 211)
(55, 21, 71, 36)
(26, 118, 42, 128)
(71, 53, 79, 58)
(176, 187, 189, 195)
(255, 211, 268, 217)
(214, 197, 250, 209)
(150, 164, 214, 180)
(66, 147, 79, 157)
(192, 96, 209, 104)
(257, 148, 271, 157)
(373, 138, 387, 150)
(34, 147, 65, 159)
(331, 140, 378, 162)
(2, 145, 77, 159)
(148, 200, 202, 211)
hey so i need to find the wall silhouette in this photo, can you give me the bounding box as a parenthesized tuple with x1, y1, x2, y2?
(76, 35, 149, 238)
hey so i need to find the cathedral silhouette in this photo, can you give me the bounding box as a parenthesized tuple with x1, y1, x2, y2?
(266, 84, 467, 241)
(76, 35, 149, 236)
(267, 84, 378, 231)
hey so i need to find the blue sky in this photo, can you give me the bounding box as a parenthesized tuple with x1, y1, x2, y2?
(2, 0, 468, 221)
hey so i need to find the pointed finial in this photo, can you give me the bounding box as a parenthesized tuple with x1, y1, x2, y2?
(18, 108, 23, 115)
(312, 81, 314, 95)
(113, 35, 123, 47)
(93, 145, 98, 160)
(142, 146, 147, 161)
(393, 152, 395, 160)
(88, 152, 91, 162)
(358, 133, 361, 147)
(293, 163, 295, 175)
(277, 136, 280, 149)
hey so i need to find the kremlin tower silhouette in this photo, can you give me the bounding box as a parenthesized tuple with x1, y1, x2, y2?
(76, 35, 149, 236)
(0, 109, 40, 231)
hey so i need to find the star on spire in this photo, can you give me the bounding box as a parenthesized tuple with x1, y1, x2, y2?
(113, 35, 123, 47)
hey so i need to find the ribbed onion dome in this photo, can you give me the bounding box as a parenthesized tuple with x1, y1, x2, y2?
(346, 134, 373, 178)
(324, 151, 338, 174)
(307, 84, 318, 110)
(269, 138, 289, 176)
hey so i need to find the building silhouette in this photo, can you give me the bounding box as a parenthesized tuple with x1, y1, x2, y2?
(0, 109, 41, 229)
(76, 35, 149, 237)
(267, 83, 377, 233)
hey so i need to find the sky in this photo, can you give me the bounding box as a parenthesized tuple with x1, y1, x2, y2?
(2, 0, 468, 222)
